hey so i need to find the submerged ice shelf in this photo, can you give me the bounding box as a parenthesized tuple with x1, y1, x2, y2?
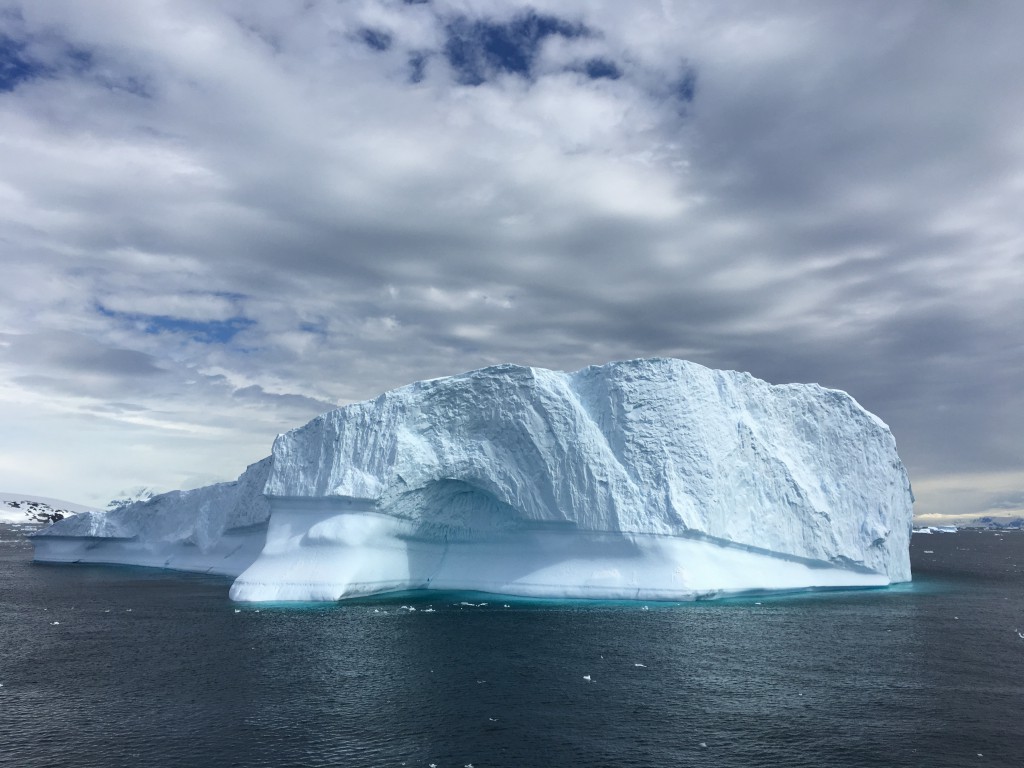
(33, 358, 914, 602)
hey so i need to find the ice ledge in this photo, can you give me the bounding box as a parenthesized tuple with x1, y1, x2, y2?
(230, 508, 890, 603)
(31, 524, 267, 577)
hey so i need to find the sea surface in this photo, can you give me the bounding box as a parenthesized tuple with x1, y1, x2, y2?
(1, 526, 1023, 768)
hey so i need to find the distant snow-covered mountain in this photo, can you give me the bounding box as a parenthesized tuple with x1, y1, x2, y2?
(963, 516, 1024, 530)
(0, 493, 98, 525)
(104, 487, 157, 512)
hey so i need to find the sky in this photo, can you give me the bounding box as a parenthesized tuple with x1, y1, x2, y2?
(0, 0, 1021, 521)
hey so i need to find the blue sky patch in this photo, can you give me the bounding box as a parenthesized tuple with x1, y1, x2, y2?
(97, 304, 255, 345)
(676, 66, 697, 103)
(408, 51, 429, 83)
(359, 27, 392, 52)
(0, 33, 138, 96)
(0, 35, 44, 91)
(443, 11, 589, 85)
(582, 57, 621, 80)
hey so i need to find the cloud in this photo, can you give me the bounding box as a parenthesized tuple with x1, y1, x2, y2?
(231, 384, 336, 414)
(0, 0, 1022, 513)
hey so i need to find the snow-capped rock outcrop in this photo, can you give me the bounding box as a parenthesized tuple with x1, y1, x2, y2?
(1, 493, 95, 525)
(34, 358, 914, 601)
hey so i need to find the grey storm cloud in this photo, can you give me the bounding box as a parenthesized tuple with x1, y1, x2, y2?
(0, 0, 1021, 515)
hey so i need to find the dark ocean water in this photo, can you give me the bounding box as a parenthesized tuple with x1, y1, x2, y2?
(1, 526, 1023, 768)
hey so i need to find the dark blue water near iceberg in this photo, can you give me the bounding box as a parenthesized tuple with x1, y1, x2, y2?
(2, 527, 1023, 768)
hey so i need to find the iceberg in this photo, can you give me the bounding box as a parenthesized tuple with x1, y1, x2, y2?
(32, 358, 914, 602)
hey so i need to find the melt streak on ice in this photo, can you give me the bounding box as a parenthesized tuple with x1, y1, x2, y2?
(32, 359, 914, 602)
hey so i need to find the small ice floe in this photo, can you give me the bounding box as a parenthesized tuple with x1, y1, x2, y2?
(125, 609, 132, 612)
(373, 608, 380, 613)
(104, 609, 110, 613)
(699, 742, 707, 748)
(234, 609, 241, 614)
(1015, 629, 1024, 639)
(423, 608, 435, 613)
(488, 717, 498, 722)
(476, 680, 486, 684)
(634, 663, 646, 668)
(50, 621, 60, 625)
(923, 550, 934, 554)
(465, 764, 474, 767)
(583, 675, 592, 682)
(754, 602, 762, 606)
(641, 605, 649, 611)
(429, 763, 437, 767)
(503, 604, 510, 608)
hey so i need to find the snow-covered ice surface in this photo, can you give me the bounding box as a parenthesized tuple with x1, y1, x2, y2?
(33, 358, 914, 602)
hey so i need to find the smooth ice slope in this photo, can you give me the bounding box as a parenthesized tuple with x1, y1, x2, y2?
(230, 358, 913, 601)
(32, 458, 272, 576)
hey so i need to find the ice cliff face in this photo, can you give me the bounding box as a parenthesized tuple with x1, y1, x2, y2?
(34, 358, 914, 601)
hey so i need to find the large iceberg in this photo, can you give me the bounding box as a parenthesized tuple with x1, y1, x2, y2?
(33, 358, 914, 602)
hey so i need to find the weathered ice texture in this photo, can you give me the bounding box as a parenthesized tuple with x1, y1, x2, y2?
(34, 359, 914, 602)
